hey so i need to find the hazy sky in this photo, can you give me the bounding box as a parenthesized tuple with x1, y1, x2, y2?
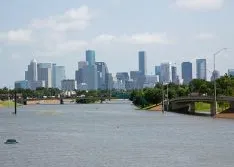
(0, 0, 233, 87)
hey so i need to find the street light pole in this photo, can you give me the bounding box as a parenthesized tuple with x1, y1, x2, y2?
(213, 48, 227, 116)
(162, 84, 164, 113)
(167, 84, 169, 111)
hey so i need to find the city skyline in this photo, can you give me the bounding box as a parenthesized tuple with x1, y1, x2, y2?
(0, 0, 234, 87)
(6, 50, 234, 90)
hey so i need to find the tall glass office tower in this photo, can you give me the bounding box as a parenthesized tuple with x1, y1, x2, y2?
(182, 62, 192, 84)
(138, 51, 146, 75)
(86, 50, 95, 66)
(196, 59, 207, 80)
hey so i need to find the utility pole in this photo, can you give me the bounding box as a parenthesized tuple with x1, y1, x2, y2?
(162, 83, 164, 113)
(167, 84, 169, 111)
(14, 90, 17, 115)
(213, 48, 227, 116)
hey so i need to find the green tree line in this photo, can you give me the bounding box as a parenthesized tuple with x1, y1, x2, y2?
(129, 75, 234, 108)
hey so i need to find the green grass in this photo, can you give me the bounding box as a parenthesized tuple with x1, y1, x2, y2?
(0, 101, 18, 108)
(195, 102, 226, 113)
(141, 104, 157, 110)
(195, 102, 210, 111)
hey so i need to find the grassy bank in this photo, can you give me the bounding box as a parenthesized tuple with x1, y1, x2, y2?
(0, 101, 16, 108)
(195, 102, 210, 111)
(195, 102, 227, 112)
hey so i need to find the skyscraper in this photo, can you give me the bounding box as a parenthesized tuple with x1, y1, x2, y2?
(52, 64, 66, 89)
(25, 59, 37, 81)
(78, 61, 87, 69)
(196, 59, 207, 80)
(86, 50, 95, 66)
(37, 63, 52, 88)
(138, 51, 146, 75)
(105, 73, 113, 90)
(171, 66, 177, 84)
(96, 62, 109, 90)
(155, 66, 161, 76)
(160, 62, 172, 83)
(83, 65, 98, 90)
(83, 50, 98, 90)
(75, 61, 87, 85)
(182, 62, 192, 84)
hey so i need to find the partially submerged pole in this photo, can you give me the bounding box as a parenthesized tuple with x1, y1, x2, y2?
(14, 91, 17, 115)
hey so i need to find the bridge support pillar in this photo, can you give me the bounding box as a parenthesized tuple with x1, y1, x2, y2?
(189, 102, 195, 114)
(210, 101, 217, 116)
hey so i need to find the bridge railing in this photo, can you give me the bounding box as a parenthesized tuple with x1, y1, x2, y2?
(170, 96, 234, 103)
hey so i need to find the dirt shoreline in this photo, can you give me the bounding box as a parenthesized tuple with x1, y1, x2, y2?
(148, 105, 162, 111)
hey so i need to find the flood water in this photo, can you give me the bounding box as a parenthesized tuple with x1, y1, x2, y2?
(0, 100, 234, 167)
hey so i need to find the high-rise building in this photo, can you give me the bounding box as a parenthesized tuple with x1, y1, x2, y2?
(105, 73, 113, 90)
(28, 80, 46, 90)
(15, 80, 29, 89)
(211, 70, 220, 81)
(25, 59, 37, 81)
(228, 69, 234, 76)
(37, 63, 52, 88)
(52, 64, 66, 89)
(116, 72, 129, 82)
(61, 79, 77, 91)
(96, 62, 109, 90)
(155, 66, 161, 76)
(78, 61, 87, 69)
(130, 71, 141, 80)
(138, 51, 146, 75)
(86, 50, 95, 66)
(83, 65, 98, 90)
(75, 61, 87, 85)
(160, 62, 172, 83)
(182, 62, 192, 84)
(84, 50, 98, 90)
(75, 69, 85, 84)
(171, 66, 177, 84)
(196, 59, 207, 80)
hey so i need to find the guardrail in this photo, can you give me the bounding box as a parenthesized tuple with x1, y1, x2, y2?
(170, 96, 234, 103)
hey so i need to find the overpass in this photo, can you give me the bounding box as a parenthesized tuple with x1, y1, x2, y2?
(169, 96, 234, 116)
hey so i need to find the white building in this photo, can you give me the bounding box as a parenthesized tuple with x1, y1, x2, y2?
(61, 79, 77, 91)
(160, 62, 172, 83)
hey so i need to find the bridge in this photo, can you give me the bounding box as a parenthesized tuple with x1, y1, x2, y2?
(169, 96, 234, 116)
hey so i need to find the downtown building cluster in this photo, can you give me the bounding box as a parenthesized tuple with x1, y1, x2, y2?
(15, 50, 113, 91)
(15, 59, 66, 90)
(15, 50, 234, 91)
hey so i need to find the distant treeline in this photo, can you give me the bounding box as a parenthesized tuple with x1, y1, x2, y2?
(129, 75, 234, 108)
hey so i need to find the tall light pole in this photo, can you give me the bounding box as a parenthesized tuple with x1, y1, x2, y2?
(213, 48, 227, 116)
(162, 83, 164, 113)
(166, 83, 169, 111)
(161, 82, 169, 112)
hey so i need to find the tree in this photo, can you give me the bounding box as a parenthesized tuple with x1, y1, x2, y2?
(144, 88, 162, 104)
